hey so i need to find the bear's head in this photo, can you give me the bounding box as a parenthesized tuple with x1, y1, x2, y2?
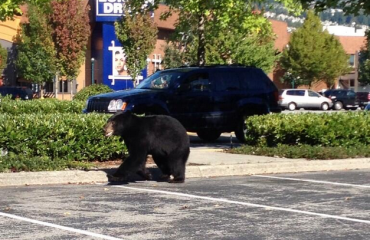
(103, 111, 132, 137)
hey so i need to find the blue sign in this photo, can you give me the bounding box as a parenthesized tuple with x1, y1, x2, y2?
(96, 0, 125, 22)
(102, 23, 147, 91)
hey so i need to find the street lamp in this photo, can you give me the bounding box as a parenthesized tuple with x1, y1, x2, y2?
(91, 58, 95, 84)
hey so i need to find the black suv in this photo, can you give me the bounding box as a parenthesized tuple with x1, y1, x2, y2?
(0, 86, 33, 100)
(321, 89, 358, 110)
(84, 65, 281, 142)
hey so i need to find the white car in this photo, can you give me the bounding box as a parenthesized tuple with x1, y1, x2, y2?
(279, 89, 333, 111)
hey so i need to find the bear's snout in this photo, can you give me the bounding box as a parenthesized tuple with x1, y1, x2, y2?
(103, 122, 114, 137)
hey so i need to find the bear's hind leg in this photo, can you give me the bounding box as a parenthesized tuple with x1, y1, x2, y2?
(136, 160, 152, 180)
(152, 154, 171, 181)
(170, 168, 185, 183)
(168, 152, 188, 183)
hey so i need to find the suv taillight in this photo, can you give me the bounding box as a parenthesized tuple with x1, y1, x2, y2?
(367, 93, 370, 101)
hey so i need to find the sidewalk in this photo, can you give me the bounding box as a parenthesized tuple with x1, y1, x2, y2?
(1, 147, 370, 187)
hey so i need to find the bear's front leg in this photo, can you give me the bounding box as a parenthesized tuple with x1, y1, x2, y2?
(107, 174, 128, 183)
(108, 152, 147, 182)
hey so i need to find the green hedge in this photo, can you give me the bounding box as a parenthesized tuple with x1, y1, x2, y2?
(73, 83, 113, 102)
(244, 112, 370, 147)
(2, 97, 370, 166)
(0, 153, 94, 172)
(0, 113, 125, 161)
(0, 97, 85, 114)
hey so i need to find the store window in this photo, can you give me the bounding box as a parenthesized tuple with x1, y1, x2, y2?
(349, 54, 355, 67)
(59, 80, 69, 93)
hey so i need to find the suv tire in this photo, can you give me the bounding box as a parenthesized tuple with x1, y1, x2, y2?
(196, 129, 221, 142)
(235, 115, 249, 143)
(334, 101, 343, 110)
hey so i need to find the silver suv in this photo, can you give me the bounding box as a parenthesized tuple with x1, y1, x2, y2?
(279, 89, 333, 111)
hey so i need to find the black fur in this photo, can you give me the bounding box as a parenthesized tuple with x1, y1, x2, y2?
(104, 111, 190, 183)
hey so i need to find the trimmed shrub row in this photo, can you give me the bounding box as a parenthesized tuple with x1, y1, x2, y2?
(0, 96, 85, 114)
(228, 144, 370, 159)
(0, 153, 94, 172)
(0, 113, 125, 162)
(244, 112, 370, 147)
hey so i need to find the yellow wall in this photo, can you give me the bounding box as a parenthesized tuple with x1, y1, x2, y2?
(0, 19, 20, 42)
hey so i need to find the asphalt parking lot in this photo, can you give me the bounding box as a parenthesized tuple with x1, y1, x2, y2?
(1, 169, 369, 240)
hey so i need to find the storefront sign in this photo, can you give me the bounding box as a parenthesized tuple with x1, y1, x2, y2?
(96, 0, 125, 22)
(95, 0, 153, 22)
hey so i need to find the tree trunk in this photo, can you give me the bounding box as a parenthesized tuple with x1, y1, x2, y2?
(197, 13, 206, 66)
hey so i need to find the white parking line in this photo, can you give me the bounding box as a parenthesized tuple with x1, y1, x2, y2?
(252, 175, 370, 188)
(0, 212, 123, 240)
(115, 185, 370, 224)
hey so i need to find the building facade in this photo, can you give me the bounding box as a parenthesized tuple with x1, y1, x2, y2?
(0, 1, 368, 99)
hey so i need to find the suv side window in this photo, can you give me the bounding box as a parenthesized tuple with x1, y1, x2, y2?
(180, 72, 211, 92)
(347, 90, 355, 97)
(213, 70, 241, 92)
(241, 69, 271, 90)
(336, 91, 345, 97)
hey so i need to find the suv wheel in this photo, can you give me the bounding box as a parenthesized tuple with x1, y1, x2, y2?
(288, 102, 296, 111)
(321, 102, 329, 111)
(196, 130, 221, 142)
(334, 101, 343, 110)
(235, 115, 249, 143)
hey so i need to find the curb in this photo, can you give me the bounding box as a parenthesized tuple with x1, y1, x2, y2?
(1, 158, 370, 187)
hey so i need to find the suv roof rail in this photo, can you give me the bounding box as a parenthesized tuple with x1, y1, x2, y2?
(176, 64, 257, 68)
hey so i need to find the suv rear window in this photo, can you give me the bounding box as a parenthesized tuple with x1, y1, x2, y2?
(212, 68, 271, 91)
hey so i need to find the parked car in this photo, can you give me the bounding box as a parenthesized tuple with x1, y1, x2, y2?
(0, 86, 33, 100)
(83, 65, 282, 142)
(320, 89, 358, 110)
(355, 91, 370, 110)
(278, 89, 333, 111)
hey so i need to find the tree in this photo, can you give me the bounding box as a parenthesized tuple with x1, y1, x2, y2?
(319, 33, 351, 88)
(49, 0, 91, 80)
(0, 0, 51, 21)
(14, 3, 56, 97)
(115, 4, 158, 86)
(13, 0, 90, 97)
(300, 0, 370, 16)
(127, 0, 302, 66)
(163, 29, 279, 73)
(206, 30, 279, 73)
(319, 35, 351, 88)
(0, 45, 7, 71)
(280, 11, 350, 88)
(358, 30, 370, 86)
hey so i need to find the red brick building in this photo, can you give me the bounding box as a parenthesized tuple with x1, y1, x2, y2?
(0, 2, 367, 98)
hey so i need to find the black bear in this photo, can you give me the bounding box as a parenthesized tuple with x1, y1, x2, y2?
(104, 111, 190, 183)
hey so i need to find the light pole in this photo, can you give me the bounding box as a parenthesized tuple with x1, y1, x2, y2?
(91, 58, 95, 84)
